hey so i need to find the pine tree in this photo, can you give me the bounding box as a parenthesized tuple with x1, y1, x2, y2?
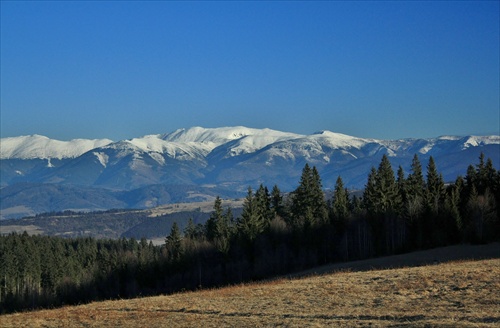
(444, 182, 462, 242)
(270, 184, 285, 218)
(165, 222, 182, 262)
(311, 166, 328, 224)
(205, 196, 224, 241)
(426, 156, 445, 214)
(237, 187, 265, 242)
(291, 163, 313, 222)
(205, 196, 232, 254)
(374, 154, 400, 215)
(363, 167, 378, 214)
(214, 207, 232, 255)
(465, 164, 477, 192)
(476, 152, 487, 193)
(397, 165, 407, 204)
(331, 176, 350, 233)
(291, 164, 327, 228)
(255, 184, 273, 227)
(405, 154, 425, 248)
(184, 218, 197, 240)
(407, 154, 425, 199)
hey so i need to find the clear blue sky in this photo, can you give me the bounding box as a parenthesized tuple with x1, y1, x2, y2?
(1, 1, 499, 141)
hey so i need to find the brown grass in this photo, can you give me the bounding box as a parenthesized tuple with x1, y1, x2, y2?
(2, 257, 499, 327)
(148, 199, 244, 217)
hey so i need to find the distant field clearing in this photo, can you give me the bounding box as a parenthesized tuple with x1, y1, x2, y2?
(0, 225, 43, 235)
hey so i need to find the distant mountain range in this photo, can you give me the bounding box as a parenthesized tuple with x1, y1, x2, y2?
(1, 126, 499, 219)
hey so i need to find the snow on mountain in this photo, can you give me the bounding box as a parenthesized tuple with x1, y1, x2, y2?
(162, 126, 302, 149)
(126, 135, 213, 160)
(1, 127, 499, 193)
(2, 127, 499, 217)
(309, 130, 373, 149)
(0, 135, 113, 160)
(461, 135, 500, 149)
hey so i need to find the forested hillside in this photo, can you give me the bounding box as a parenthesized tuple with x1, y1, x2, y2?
(1, 153, 498, 313)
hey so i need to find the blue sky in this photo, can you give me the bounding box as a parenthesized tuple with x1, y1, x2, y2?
(1, 1, 499, 141)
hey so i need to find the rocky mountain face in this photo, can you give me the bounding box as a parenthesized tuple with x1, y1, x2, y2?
(1, 126, 499, 218)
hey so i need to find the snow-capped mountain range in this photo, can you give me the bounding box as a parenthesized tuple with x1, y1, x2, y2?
(1, 126, 499, 218)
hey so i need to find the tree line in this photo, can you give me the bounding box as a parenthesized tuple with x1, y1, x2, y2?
(1, 153, 498, 313)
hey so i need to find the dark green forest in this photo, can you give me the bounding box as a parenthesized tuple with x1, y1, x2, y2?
(1, 153, 499, 314)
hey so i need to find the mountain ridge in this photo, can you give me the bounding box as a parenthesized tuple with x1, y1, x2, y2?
(3, 127, 498, 161)
(1, 126, 499, 218)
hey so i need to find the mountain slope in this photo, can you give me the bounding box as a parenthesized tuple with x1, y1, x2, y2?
(0, 135, 112, 160)
(1, 127, 499, 217)
(1, 254, 498, 327)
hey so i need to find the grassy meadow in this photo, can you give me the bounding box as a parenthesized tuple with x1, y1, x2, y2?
(1, 246, 498, 327)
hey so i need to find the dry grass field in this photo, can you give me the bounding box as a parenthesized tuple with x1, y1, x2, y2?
(148, 198, 244, 217)
(1, 248, 499, 327)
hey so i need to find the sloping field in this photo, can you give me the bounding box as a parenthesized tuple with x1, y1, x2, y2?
(1, 246, 499, 327)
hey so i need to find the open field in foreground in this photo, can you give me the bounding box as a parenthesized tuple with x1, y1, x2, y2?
(1, 248, 499, 327)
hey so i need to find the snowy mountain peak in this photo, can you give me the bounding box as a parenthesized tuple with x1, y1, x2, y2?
(162, 126, 255, 144)
(461, 135, 500, 149)
(1, 127, 499, 211)
(0, 135, 113, 160)
(308, 130, 371, 149)
(161, 126, 302, 148)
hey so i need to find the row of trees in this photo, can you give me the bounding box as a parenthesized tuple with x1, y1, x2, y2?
(1, 153, 498, 313)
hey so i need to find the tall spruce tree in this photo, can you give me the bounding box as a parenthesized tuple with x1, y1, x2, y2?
(407, 154, 425, 199)
(205, 196, 224, 241)
(205, 196, 232, 254)
(444, 181, 463, 242)
(165, 222, 182, 262)
(397, 165, 407, 204)
(426, 156, 445, 215)
(291, 164, 327, 228)
(375, 154, 401, 215)
(237, 187, 265, 242)
(270, 184, 285, 218)
(311, 166, 328, 224)
(363, 167, 378, 214)
(405, 154, 425, 248)
(331, 176, 350, 233)
(255, 184, 273, 227)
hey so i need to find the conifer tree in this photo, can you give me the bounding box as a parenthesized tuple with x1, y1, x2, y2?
(363, 167, 378, 214)
(238, 187, 265, 241)
(476, 152, 487, 193)
(184, 218, 197, 240)
(255, 184, 273, 227)
(476, 153, 497, 194)
(292, 163, 313, 216)
(444, 181, 462, 242)
(311, 166, 328, 224)
(291, 164, 327, 228)
(405, 154, 425, 247)
(331, 176, 350, 232)
(214, 207, 233, 255)
(165, 222, 182, 262)
(374, 154, 400, 215)
(205, 196, 224, 241)
(426, 156, 445, 213)
(407, 154, 425, 199)
(397, 165, 407, 203)
(270, 184, 285, 218)
(205, 196, 232, 254)
(465, 164, 477, 192)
